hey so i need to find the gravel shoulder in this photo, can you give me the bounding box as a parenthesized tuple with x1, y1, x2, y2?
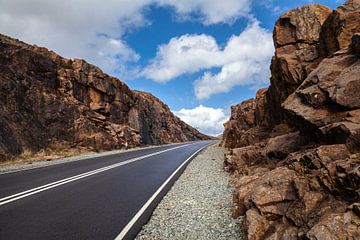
(135, 145, 244, 240)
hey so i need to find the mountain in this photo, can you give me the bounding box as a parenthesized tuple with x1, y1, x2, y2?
(0, 34, 210, 161)
(222, 1, 360, 239)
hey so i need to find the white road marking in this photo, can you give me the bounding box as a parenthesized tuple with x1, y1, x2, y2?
(0, 143, 192, 206)
(114, 143, 211, 240)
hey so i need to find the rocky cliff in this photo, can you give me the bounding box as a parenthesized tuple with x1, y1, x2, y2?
(223, 1, 360, 239)
(0, 34, 210, 161)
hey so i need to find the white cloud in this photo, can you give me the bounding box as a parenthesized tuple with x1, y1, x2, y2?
(174, 105, 229, 136)
(0, 0, 253, 76)
(0, 0, 149, 74)
(155, 0, 251, 24)
(195, 21, 274, 99)
(141, 34, 221, 82)
(143, 20, 274, 99)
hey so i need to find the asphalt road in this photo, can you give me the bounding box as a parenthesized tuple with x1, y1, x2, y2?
(0, 140, 215, 240)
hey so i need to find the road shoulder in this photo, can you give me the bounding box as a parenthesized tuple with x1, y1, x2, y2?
(135, 145, 244, 240)
(0, 143, 183, 175)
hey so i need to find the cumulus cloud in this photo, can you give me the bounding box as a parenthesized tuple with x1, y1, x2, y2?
(143, 20, 274, 99)
(194, 21, 274, 99)
(141, 34, 221, 82)
(174, 105, 229, 136)
(0, 0, 252, 76)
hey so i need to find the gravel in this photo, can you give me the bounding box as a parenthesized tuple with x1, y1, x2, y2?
(135, 145, 244, 240)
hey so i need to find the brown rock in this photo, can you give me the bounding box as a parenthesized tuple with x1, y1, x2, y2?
(351, 33, 360, 56)
(236, 126, 271, 148)
(224, 1, 360, 239)
(250, 168, 297, 217)
(265, 132, 307, 160)
(245, 208, 269, 240)
(224, 0, 360, 239)
(282, 47, 360, 150)
(273, 4, 330, 48)
(266, 224, 299, 240)
(267, 4, 331, 123)
(254, 88, 270, 126)
(232, 174, 262, 217)
(349, 202, 360, 217)
(0, 34, 210, 161)
(285, 145, 360, 202)
(130, 91, 209, 144)
(306, 211, 360, 240)
(222, 99, 256, 148)
(319, 0, 360, 57)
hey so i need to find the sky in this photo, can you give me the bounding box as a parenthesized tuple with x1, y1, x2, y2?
(0, 0, 345, 135)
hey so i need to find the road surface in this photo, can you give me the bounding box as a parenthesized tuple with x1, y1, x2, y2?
(0, 141, 215, 240)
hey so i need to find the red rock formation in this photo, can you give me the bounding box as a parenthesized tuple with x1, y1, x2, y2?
(223, 1, 360, 239)
(0, 34, 210, 161)
(283, 44, 360, 151)
(268, 4, 331, 124)
(319, 0, 360, 57)
(222, 99, 256, 148)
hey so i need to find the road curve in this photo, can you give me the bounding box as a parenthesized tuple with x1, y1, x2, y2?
(0, 140, 216, 240)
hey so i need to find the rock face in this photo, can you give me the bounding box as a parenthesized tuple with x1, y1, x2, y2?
(223, 1, 360, 239)
(268, 4, 331, 123)
(319, 0, 360, 57)
(0, 34, 210, 161)
(222, 99, 256, 148)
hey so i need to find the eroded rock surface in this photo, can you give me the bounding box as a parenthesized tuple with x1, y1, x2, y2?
(222, 99, 256, 148)
(268, 4, 331, 123)
(319, 0, 360, 57)
(223, 1, 360, 239)
(0, 34, 210, 161)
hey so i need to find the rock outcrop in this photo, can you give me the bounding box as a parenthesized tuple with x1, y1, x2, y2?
(268, 4, 331, 123)
(0, 34, 210, 161)
(223, 1, 360, 239)
(319, 0, 360, 57)
(222, 99, 256, 149)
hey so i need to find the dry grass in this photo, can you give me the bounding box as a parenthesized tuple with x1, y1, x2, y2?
(0, 144, 94, 168)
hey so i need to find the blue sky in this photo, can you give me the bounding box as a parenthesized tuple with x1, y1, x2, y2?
(126, 0, 342, 109)
(0, 0, 344, 135)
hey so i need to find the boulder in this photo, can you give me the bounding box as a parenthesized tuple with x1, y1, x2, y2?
(245, 208, 270, 240)
(249, 168, 298, 218)
(282, 42, 360, 151)
(254, 88, 270, 126)
(222, 99, 256, 148)
(306, 211, 360, 240)
(267, 4, 331, 123)
(285, 145, 360, 202)
(319, 0, 360, 57)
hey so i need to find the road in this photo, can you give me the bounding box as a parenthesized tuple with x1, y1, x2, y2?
(0, 140, 215, 240)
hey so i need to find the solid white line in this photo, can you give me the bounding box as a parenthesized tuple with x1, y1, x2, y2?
(0, 144, 191, 207)
(114, 143, 211, 240)
(0, 142, 188, 176)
